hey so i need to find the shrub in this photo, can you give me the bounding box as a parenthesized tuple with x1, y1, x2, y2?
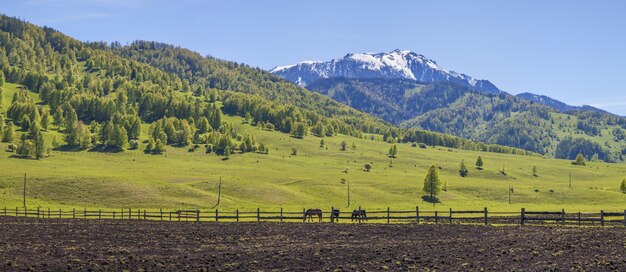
(363, 163, 372, 172)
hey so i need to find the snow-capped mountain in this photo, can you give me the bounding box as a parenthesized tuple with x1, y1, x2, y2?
(270, 49, 502, 94)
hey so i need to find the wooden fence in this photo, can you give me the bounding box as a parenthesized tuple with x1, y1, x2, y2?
(1, 206, 625, 227)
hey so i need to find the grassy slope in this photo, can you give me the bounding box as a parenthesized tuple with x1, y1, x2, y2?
(0, 85, 624, 212)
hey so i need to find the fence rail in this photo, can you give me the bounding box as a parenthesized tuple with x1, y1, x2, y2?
(1, 206, 624, 227)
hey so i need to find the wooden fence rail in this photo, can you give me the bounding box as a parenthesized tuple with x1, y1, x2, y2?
(1, 206, 624, 227)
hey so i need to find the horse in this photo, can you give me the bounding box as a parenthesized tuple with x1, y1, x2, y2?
(330, 209, 340, 222)
(303, 208, 323, 222)
(351, 209, 367, 222)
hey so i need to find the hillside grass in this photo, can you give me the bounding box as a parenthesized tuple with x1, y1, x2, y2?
(0, 95, 624, 212)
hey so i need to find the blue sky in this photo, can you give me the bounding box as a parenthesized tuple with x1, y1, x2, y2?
(3, 0, 626, 114)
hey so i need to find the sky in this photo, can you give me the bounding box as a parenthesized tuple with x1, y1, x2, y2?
(2, 0, 626, 115)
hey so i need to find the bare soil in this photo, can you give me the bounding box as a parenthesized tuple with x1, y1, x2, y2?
(0, 217, 624, 271)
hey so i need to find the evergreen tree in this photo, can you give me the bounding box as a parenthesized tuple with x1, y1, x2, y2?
(0, 87, 3, 108)
(459, 160, 468, 177)
(20, 115, 30, 131)
(53, 108, 64, 126)
(423, 164, 442, 201)
(620, 178, 626, 193)
(500, 163, 507, 175)
(145, 138, 155, 152)
(153, 139, 165, 154)
(291, 146, 297, 156)
(41, 111, 50, 131)
(16, 134, 34, 158)
(34, 131, 45, 159)
(340, 140, 347, 151)
(111, 125, 128, 150)
(475, 156, 483, 170)
(351, 142, 356, 150)
(51, 136, 60, 149)
(364, 163, 372, 172)
(223, 146, 231, 159)
(0, 71, 4, 86)
(532, 166, 538, 177)
(2, 122, 15, 143)
(572, 153, 586, 166)
(388, 144, 398, 158)
(291, 122, 308, 138)
(319, 139, 324, 147)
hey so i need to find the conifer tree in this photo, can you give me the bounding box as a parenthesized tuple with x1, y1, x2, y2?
(572, 153, 586, 166)
(340, 140, 347, 151)
(620, 178, 626, 193)
(291, 146, 297, 156)
(41, 111, 50, 131)
(475, 156, 483, 170)
(423, 164, 441, 201)
(388, 144, 398, 158)
(459, 160, 468, 177)
(532, 166, 538, 177)
(224, 146, 231, 159)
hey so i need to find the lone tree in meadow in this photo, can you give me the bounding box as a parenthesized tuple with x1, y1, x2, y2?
(340, 140, 347, 151)
(532, 166, 538, 177)
(620, 178, 626, 193)
(423, 164, 442, 203)
(364, 163, 372, 172)
(572, 153, 586, 166)
(459, 160, 468, 177)
(475, 156, 483, 170)
(388, 144, 398, 158)
(291, 146, 297, 156)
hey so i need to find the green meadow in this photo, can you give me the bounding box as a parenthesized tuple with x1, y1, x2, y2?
(1, 102, 624, 213)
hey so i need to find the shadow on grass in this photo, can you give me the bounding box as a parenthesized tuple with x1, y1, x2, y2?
(421, 195, 441, 204)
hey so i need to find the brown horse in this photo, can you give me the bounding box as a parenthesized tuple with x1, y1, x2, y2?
(351, 209, 367, 222)
(303, 209, 322, 222)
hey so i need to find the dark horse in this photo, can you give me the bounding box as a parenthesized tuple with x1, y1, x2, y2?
(330, 209, 340, 222)
(303, 209, 322, 222)
(351, 209, 367, 222)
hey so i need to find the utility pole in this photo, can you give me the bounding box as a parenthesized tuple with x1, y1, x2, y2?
(346, 179, 350, 207)
(212, 177, 222, 208)
(569, 172, 572, 189)
(23, 173, 26, 209)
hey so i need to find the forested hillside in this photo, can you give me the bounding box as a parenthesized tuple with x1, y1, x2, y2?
(0, 15, 530, 162)
(307, 78, 626, 161)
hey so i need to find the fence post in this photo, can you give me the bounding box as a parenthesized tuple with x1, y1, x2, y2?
(358, 206, 362, 224)
(623, 210, 626, 227)
(15, 207, 18, 217)
(484, 207, 488, 225)
(84, 208, 87, 219)
(578, 212, 581, 226)
(37, 207, 40, 218)
(280, 208, 283, 223)
(196, 210, 200, 222)
(160, 208, 163, 221)
(3, 207, 6, 216)
(48, 207, 50, 218)
(449, 208, 453, 224)
(59, 209, 62, 219)
(113, 210, 116, 219)
(330, 207, 334, 223)
(387, 207, 390, 224)
(520, 208, 525, 226)
(215, 209, 219, 222)
(600, 210, 604, 227)
(129, 209, 131, 220)
(169, 211, 172, 221)
(561, 209, 565, 225)
(435, 211, 438, 224)
(416, 206, 420, 224)
(236, 209, 239, 222)
(99, 209, 102, 220)
(257, 208, 261, 222)
(73, 208, 75, 219)
(137, 209, 140, 220)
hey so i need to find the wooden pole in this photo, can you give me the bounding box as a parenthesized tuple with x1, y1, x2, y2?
(73, 208, 75, 219)
(215, 209, 219, 222)
(160, 208, 163, 221)
(578, 212, 581, 226)
(600, 210, 604, 227)
(98, 209, 101, 220)
(47, 207, 50, 218)
(569, 173, 572, 189)
(280, 207, 283, 223)
(37, 207, 40, 218)
(416, 206, 420, 224)
(59, 209, 62, 219)
(257, 208, 260, 222)
(623, 210, 626, 227)
(484, 207, 488, 225)
(236, 209, 239, 222)
(449, 208, 453, 224)
(520, 208, 525, 225)
(435, 211, 438, 224)
(23, 173, 26, 209)
(561, 209, 565, 225)
(84, 208, 86, 219)
(196, 210, 200, 222)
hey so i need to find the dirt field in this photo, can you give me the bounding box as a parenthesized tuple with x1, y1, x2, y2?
(0, 217, 624, 271)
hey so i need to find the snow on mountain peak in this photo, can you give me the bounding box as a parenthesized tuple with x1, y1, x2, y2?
(270, 50, 502, 94)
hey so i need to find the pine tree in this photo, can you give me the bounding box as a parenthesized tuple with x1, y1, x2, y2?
(291, 146, 297, 156)
(500, 163, 507, 175)
(620, 178, 626, 193)
(3, 122, 15, 143)
(41, 111, 50, 131)
(459, 160, 468, 177)
(340, 140, 347, 151)
(145, 138, 155, 152)
(532, 166, 538, 177)
(351, 142, 356, 150)
(0, 87, 3, 108)
(423, 164, 441, 201)
(364, 163, 372, 172)
(223, 146, 231, 159)
(319, 139, 324, 147)
(475, 156, 483, 170)
(16, 135, 34, 158)
(20, 115, 30, 131)
(0, 71, 4, 86)
(572, 153, 586, 166)
(388, 144, 398, 158)
(34, 131, 45, 159)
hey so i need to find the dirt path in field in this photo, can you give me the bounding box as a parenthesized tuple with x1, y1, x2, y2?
(0, 217, 624, 271)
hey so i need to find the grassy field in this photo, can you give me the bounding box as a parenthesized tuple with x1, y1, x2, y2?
(1, 89, 625, 213)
